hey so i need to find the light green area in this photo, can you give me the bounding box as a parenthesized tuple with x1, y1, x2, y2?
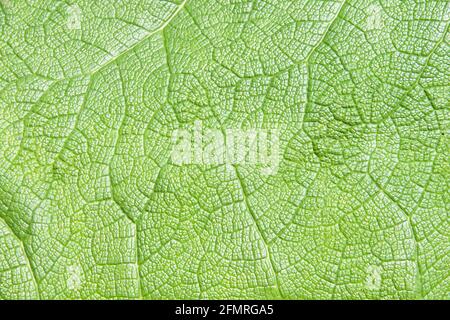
(0, 0, 449, 299)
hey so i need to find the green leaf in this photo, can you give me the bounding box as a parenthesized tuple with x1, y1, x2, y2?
(0, 0, 449, 299)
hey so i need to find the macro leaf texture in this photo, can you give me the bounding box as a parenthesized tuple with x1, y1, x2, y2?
(0, 0, 449, 300)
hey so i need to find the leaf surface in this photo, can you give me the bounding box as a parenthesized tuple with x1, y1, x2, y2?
(0, 0, 449, 299)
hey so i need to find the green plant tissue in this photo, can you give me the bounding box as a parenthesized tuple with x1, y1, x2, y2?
(0, 0, 449, 299)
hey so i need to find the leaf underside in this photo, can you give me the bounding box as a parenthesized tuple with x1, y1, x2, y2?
(0, 0, 449, 299)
